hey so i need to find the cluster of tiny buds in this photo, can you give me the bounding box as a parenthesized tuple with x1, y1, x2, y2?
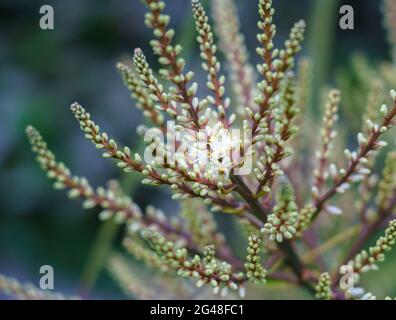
(312, 90, 340, 200)
(70, 102, 143, 173)
(142, 230, 245, 298)
(261, 179, 298, 242)
(321, 90, 339, 152)
(144, 0, 186, 79)
(133, 48, 178, 118)
(348, 219, 396, 275)
(117, 62, 164, 127)
(315, 273, 332, 300)
(250, 0, 305, 147)
(245, 235, 267, 283)
(253, 76, 299, 190)
(312, 89, 396, 215)
(334, 91, 396, 190)
(133, 46, 214, 129)
(192, 0, 227, 120)
(256, 0, 276, 76)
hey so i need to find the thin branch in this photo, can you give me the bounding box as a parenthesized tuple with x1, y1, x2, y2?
(230, 173, 315, 294)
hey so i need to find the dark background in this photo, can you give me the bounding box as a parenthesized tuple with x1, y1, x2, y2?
(0, 0, 394, 299)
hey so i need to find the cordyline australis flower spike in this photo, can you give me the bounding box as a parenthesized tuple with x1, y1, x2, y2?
(25, 126, 196, 244)
(249, 0, 305, 144)
(354, 80, 386, 218)
(132, 48, 179, 121)
(141, 230, 245, 298)
(21, 0, 396, 300)
(70, 102, 247, 214)
(347, 219, 396, 277)
(0, 274, 79, 300)
(142, 0, 203, 130)
(256, 0, 276, 73)
(312, 89, 396, 222)
(192, 0, 230, 128)
(261, 178, 298, 242)
(211, 0, 256, 113)
(71, 102, 165, 185)
(312, 89, 340, 201)
(245, 235, 267, 284)
(254, 74, 299, 195)
(143, 0, 187, 81)
(26, 125, 139, 221)
(26, 126, 249, 288)
(315, 273, 332, 300)
(70, 102, 143, 171)
(26, 126, 97, 206)
(117, 62, 164, 127)
(275, 75, 299, 142)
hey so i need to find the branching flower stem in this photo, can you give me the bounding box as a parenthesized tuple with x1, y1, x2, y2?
(230, 173, 315, 294)
(70, 103, 244, 212)
(21, 0, 396, 300)
(256, 78, 299, 194)
(230, 173, 269, 220)
(251, 19, 305, 141)
(26, 126, 242, 268)
(313, 100, 396, 221)
(331, 196, 396, 288)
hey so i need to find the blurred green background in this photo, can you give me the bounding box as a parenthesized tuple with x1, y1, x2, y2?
(0, 0, 395, 299)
